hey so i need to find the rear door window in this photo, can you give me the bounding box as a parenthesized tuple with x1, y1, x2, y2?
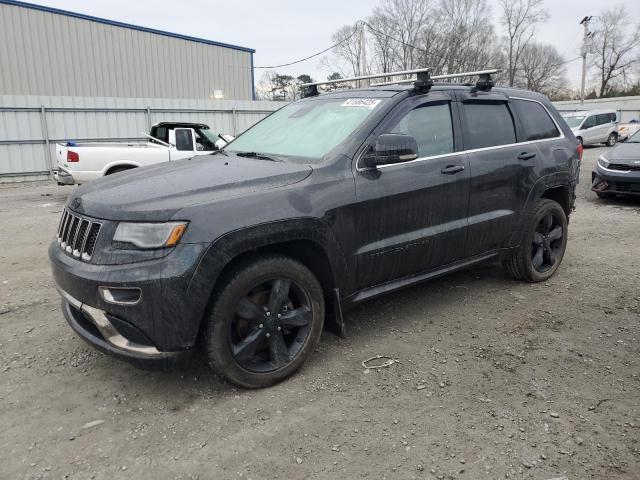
(511, 99, 560, 141)
(462, 102, 516, 149)
(596, 114, 610, 126)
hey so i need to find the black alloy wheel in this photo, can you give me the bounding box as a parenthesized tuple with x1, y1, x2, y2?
(531, 213, 564, 273)
(230, 278, 312, 373)
(204, 255, 324, 388)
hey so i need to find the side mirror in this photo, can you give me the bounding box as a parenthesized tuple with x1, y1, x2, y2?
(362, 134, 418, 168)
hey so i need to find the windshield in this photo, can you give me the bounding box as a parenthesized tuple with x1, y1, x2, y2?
(225, 97, 386, 160)
(563, 115, 585, 128)
(199, 128, 218, 144)
(628, 130, 640, 143)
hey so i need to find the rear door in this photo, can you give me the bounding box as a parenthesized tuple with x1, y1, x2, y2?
(457, 93, 530, 257)
(353, 92, 470, 289)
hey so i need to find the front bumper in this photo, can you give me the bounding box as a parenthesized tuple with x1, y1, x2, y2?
(591, 164, 640, 196)
(50, 240, 211, 364)
(59, 285, 192, 369)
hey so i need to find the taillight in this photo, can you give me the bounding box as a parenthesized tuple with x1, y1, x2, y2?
(67, 150, 79, 162)
(576, 143, 583, 161)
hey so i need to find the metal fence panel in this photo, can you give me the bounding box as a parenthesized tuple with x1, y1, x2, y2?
(0, 94, 287, 181)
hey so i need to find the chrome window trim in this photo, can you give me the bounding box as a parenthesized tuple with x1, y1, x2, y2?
(356, 96, 565, 172)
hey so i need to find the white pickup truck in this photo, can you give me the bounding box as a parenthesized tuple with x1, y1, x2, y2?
(54, 122, 233, 185)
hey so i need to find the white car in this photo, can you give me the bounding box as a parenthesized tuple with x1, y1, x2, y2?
(54, 122, 233, 185)
(562, 110, 619, 147)
(618, 121, 640, 141)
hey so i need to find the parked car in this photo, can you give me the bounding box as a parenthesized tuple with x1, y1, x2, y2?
(562, 110, 618, 147)
(592, 129, 640, 198)
(50, 76, 580, 388)
(54, 122, 233, 185)
(617, 119, 640, 141)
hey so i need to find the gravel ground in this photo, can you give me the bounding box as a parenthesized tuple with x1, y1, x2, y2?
(0, 146, 638, 480)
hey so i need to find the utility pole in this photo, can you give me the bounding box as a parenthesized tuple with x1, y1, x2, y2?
(359, 22, 368, 88)
(579, 16, 593, 105)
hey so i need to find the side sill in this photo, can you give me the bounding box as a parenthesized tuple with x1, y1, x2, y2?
(346, 251, 500, 305)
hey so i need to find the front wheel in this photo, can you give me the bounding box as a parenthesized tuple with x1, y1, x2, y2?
(203, 255, 325, 388)
(503, 199, 568, 282)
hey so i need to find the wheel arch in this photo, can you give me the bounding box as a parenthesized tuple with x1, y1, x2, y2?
(103, 162, 140, 176)
(188, 218, 349, 340)
(507, 174, 574, 248)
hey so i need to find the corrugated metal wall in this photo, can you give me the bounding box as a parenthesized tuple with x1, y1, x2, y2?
(0, 1, 254, 100)
(0, 94, 287, 182)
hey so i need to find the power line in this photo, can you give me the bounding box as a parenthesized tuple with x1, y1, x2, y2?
(254, 26, 359, 69)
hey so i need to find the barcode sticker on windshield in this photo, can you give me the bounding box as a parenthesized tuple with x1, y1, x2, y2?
(341, 99, 381, 109)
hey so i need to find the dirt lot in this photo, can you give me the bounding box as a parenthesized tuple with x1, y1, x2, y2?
(1, 146, 638, 480)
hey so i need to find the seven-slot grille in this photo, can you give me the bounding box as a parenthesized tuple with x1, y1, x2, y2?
(57, 209, 102, 261)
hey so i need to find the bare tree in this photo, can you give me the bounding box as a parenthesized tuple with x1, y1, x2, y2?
(497, 0, 548, 86)
(331, 24, 362, 77)
(377, 0, 432, 71)
(517, 42, 567, 95)
(591, 7, 640, 97)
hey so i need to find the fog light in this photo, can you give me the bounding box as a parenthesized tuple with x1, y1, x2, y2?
(99, 286, 141, 305)
(593, 181, 609, 192)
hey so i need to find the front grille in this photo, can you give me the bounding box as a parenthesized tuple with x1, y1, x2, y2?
(610, 182, 640, 193)
(608, 163, 640, 172)
(57, 209, 102, 261)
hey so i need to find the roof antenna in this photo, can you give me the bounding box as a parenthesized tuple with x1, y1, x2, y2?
(413, 71, 433, 93)
(474, 72, 494, 92)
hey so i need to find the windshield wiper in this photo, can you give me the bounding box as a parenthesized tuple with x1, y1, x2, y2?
(234, 151, 278, 161)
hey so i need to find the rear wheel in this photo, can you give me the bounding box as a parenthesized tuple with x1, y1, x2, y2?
(503, 199, 568, 282)
(203, 255, 325, 388)
(606, 133, 617, 147)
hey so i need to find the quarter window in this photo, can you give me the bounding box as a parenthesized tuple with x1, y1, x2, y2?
(512, 99, 560, 141)
(463, 102, 516, 149)
(387, 102, 454, 157)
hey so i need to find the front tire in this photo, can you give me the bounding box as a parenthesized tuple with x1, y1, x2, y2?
(203, 255, 325, 388)
(503, 199, 568, 283)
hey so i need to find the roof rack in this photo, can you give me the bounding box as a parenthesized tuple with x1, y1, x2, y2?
(300, 67, 432, 97)
(300, 68, 500, 97)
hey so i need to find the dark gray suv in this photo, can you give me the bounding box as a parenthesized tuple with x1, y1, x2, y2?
(50, 77, 581, 388)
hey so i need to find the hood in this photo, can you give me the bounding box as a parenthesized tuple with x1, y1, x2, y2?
(68, 154, 313, 221)
(605, 142, 640, 164)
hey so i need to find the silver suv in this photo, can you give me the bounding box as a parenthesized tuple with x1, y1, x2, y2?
(562, 110, 618, 147)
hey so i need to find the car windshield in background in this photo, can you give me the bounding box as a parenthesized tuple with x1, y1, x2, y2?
(627, 130, 640, 143)
(199, 129, 218, 144)
(225, 97, 386, 161)
(563, 115, 585, 128)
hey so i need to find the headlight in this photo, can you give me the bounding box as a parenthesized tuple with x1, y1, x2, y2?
(598, 155, 610, 169)
(113, 222, 188, 249)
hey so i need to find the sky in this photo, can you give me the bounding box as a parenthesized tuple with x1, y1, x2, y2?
(30, 0, 636, 90)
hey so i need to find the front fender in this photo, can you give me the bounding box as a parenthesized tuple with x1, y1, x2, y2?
(186, 217, 350, 311)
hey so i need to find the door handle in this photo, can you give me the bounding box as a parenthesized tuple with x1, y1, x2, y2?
(441, 165, 465, 174)
(517, 152, 536, 161)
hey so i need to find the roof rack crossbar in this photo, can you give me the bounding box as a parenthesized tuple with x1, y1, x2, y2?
(300, 67, 432, 89)
(370, 69, 500, 87)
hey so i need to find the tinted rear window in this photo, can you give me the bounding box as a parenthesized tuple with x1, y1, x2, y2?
(463, 102, 516, 149)
(512, 99, 560, 141)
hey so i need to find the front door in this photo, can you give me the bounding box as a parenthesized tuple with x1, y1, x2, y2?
(353, 93, 470, 289)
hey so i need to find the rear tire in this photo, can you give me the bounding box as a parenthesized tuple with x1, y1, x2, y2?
(203, 255, 325, 388)
(503, 199, 568, 283)
(606, 133, 617, 147)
